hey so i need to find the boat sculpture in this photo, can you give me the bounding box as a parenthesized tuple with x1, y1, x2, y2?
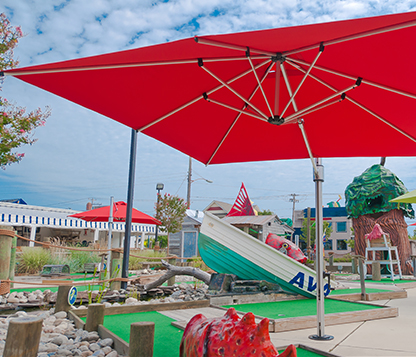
(199, 213, 332, 297)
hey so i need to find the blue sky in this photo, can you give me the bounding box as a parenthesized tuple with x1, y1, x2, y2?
(1, 0, 416, 221)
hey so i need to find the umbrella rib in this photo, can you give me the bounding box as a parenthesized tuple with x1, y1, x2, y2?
(280, 63, 318, 174)
(204, 97, 267, 121)
(195, 36, 276, 57)
(280, 44, 324, 118)
(287, 57, 416, 100)
(247, 56, 274, 117)
(284, 18, 416, 56)
(283, 81, 360, 124)
(206, 62, 274, 165)
(137, 59, 271, 132)
(286, 60, 416, 144)
(2, 56, 266, 76)
(199, 64, 270, 120)
(286, 98, 344, 122)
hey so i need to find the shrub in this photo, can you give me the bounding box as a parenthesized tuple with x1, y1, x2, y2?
(17, 247, 51, 274)
(67, 249, 101, 273)
(129, 250, 166, 270)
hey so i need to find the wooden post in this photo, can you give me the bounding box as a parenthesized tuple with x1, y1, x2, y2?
(372, 261, 381, 281)
(55, 285, 72, 313)
(129, 321, 155, 357)
(328, 252, 334, 267)
(9, 233, 17, 288)
(85, 303, 105, 332)
(358, 257, 366, 300)
(351, 257, 357, 274)
(110, 258, 122, 291)
(0, 226, 13, 283)
(3, 316, 43, 357)
(167, 258, 176, 286)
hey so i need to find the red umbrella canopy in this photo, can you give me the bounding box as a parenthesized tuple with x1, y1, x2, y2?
(4, 11, 416, 164)
(69, 201, 161, 225)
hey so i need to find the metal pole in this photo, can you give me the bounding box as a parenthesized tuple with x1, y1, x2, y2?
(121, 129, 138, 290)
(187, 156, 192, 208)
(307, 207, 311, 259)
(106, 196, 114, 279)
(309, 158, 333, 341)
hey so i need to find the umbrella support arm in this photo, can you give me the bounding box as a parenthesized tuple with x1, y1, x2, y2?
(121, 129, 138, 290)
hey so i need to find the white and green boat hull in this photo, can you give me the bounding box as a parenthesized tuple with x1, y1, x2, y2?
(199, 213, 332, 298)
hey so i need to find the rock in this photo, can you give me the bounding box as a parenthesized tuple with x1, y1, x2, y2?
(55, 311, 68, 319)
(125, 297, 138, 304)
(6, 297, 19, 303)
(89, 342, 100, 352)
(101, 346, 112, 354)
(56, 348, 72, 355)
(81, 351, 93, 357)
(106, 351, 118, 357)
(99, 338, 113, 347)
(91, 350, 105, 356)
(51, 335, 68, 346)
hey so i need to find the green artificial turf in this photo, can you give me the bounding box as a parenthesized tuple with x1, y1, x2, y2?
(279, 347, 325, 357)
(82, 311, 183, 357)
(330, 288, 390, 295)
(353, 278, 414, 284)
(222, 299, 381, 319)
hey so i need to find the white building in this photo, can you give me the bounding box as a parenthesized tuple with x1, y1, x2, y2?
(0, 201, 157, 249)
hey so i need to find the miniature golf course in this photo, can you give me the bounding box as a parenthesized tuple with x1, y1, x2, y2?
(80, 299, 384, 357)
(83, 311, 337, 357)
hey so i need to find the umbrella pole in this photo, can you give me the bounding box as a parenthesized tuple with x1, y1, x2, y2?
(309, 158, 333, 341)
(106, 196, 114, 280)
(121, 129, 138, 289)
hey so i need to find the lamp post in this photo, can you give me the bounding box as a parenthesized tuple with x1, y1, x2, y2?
(186, 157, 213, 209)
(155, 183, 164, 244)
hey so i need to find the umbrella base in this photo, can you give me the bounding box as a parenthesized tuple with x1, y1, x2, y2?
(308, 334, 334, 341)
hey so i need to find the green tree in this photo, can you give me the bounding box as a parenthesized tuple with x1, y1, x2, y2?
(155, 193, 187, 253)
(300, 218, 332, 247)
(257, 209, 274, 215)
(0, 13, 51, 168)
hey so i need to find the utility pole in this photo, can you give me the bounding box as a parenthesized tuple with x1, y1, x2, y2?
(187, 156, 192, 209)
(289, 193, 299, 225)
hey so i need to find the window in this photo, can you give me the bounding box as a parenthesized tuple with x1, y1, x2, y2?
(336, 221, 347, 232)
(337, 239, 348, 250)
(324, 239, 333, 250)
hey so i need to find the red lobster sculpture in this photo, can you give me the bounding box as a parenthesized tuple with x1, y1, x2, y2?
(180, 307, 296, 357)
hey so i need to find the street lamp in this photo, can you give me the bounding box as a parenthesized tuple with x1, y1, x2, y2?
(186, 157, 213, 208)
(155, 183, 164, 243)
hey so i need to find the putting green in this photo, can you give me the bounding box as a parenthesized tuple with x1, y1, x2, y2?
(82, 311, 333, 357)
(222, 299, 382, 319)
(353, 278, 415, 284)
(82, 311, 183, 357)
(330, 288, 390, 295)
(279, 348, 327, 357)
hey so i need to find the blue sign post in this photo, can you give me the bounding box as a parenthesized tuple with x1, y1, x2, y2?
(68, 286, 78, 305)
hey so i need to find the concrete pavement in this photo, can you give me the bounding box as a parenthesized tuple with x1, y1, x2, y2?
(270, 285, 416, 356)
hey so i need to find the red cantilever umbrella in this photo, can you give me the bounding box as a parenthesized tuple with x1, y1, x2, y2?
(4, 11, 416, 340)
(69, 201, 161, 225)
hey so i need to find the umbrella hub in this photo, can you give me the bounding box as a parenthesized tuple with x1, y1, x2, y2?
(267, 115, 285, 125)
